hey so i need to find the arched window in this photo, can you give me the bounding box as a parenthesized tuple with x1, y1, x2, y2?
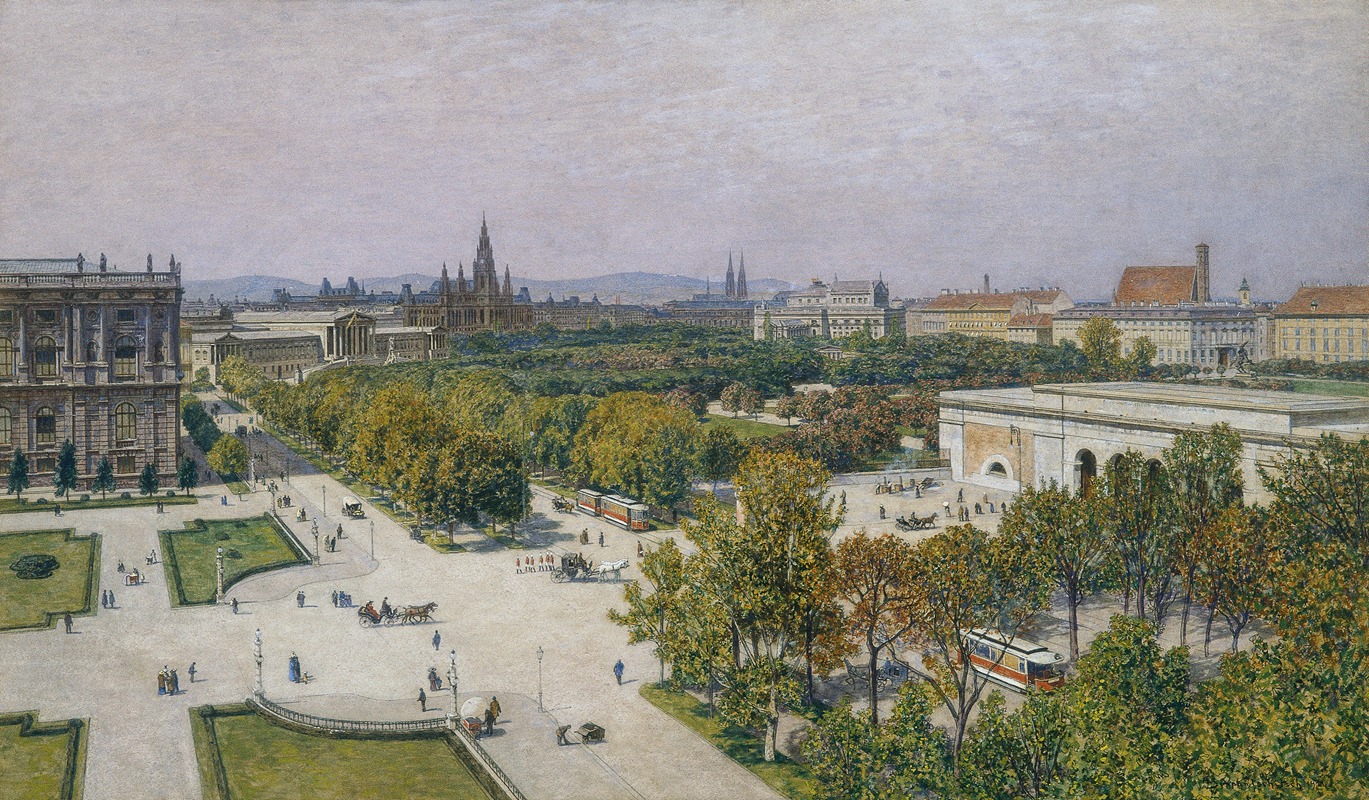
(1076, 449, 1098, 498)
(115, 402, 137, 442)
(0, 407, 10, 446)
(35, 406, 56, 445)
(987, 462, 1008, 476)
(152, 339, 164, 362)
(0, 337, 12, 376)
(33, 336, 57, 378)
(114, 335, 138, 378)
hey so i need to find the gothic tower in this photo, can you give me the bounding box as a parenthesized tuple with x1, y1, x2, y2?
(473, 215, 498, 297)
(725, 252, 736, 299)
(736, 251, 748, 299)
(1195, 243, 1211, 303)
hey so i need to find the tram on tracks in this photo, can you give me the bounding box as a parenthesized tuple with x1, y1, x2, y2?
(575, 489, 650, 531)
(957, 629, 1066, 692)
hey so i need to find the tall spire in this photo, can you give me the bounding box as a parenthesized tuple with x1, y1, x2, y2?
(457, 262, 466, 293)
(503, 265, 512, 296)
(725, 252, 736, 299)
(440, 262, 450, 296)
(736, 251, 748, 299)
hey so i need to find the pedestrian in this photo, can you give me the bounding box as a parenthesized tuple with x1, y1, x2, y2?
(489, 696, 501, 720)
(942, 501, 951, 517)
(989, 502, 996, 513)
(515, 557, 521, 574)
(107, 589, 114, 608)
(598, 531, 604, 547)
(418, 688, 427, 712)
(336, 523, 343, 539)
(332, 589, 338, 608)
(483, 706, 495, 735)
(879, 505, 886, 520)
(170, 669, 180, 695)
(428, 667, 440, 691)
(188, 662, 197, 683)
(637, 541, 644, 558)
(54, 503, 60, 516)
(840, 490, 847, 506)
(288, 653, 301, 683)
(100, 590, 107, 609)
(156, 501, 163, 513)
(432, 630, 441, 651)
(149, 549, 158, 564)
(231, 598, 239, 614)
(957, 488, 964, 503)
(974, 502, 982, 515)
(117, 560, 125, 573)
(157, 671, 166, 695)
(221, 495, 227, 506)
(63, 613, 73, 633)
(556, 724, 571, 745)
(613, 659, 624, 685)
(915, 485, 922, 498)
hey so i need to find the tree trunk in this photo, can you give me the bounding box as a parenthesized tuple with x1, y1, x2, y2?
(868, 640, 881, 725)
(658, 612, 666, 684)
(1068, 594, 1080, 661)
(803, 615, 815, 706)
(764, 692, 778, 762)
(1203, 602, 1216, 657)
(1179, 583, 1193, 646)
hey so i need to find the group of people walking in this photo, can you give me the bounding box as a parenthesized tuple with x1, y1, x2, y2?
(515, 553, 558, 573)
(156, 665, 182, 696)
(100, 589, 117, 608)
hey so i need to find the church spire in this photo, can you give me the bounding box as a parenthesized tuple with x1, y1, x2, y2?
(457, 262, 466, 293)
(440, 262, 450, 295)
(725, 252, 736, 299)
(736, 251, 748, 299)
(503, 265, 512, 296)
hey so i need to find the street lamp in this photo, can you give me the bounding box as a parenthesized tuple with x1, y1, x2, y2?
(448, 649, 459, 727)
(311, 519, 320, 565)
(215, 547, 225, 603)
(536, 646, 544, 712)
(322, 485, 327, 517)
(369, 520, 375, 559)
(254, 629, 264, 698)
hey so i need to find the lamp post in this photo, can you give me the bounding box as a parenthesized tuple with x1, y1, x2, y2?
(448, 649, 459, 727)
(311, 520, 320, 565)
(253, 629, 263, 697)
(369, 520, 375, 559)
(536, 646, 544, 712)
(215, 547, 225, 603)
(322, 485, 326, 517)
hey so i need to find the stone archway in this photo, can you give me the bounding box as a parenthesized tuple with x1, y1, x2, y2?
(979, 456, 1013, 480)
(1076, 449, 1098, 497)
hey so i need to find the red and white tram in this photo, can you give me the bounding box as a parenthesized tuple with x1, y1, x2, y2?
(600, 495, 650, 531)
(575, 489, 603, 516)
(958, 629, 1066, 692)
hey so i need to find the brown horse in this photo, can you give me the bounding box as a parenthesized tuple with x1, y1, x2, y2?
(402, 602, 438, 624)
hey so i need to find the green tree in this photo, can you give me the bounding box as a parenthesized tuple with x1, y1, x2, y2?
(1077, 317, 1122, 377)
(834, 531, 919, 724)
(91, 455, 116, 499)
(218, 354, 266, 400)
(1163, 423, 1244, 646)
(698, 427, 745, 494)
(719, 382, 746, 417)
(680, 451, 843, 761)
(138, 463, 160, 496)
(640, 422, 698, 518)
(1193, 507, 1273, 654)
(905, 525, 1051, 766)
(1128, 336, 1157, 376)
(999, 480, 1111, 660)
(207, 435, 249, 479)
(957, 690, 1066, 800)
(177, 456, 199, 496)
(53, 440, 78, 498)
(193, 366, 212, 386)
(7, 448, 30, 499)
(609, 538, 687, 684)
(570, 392, 698, 507)
(1101, 451, 1180, 628)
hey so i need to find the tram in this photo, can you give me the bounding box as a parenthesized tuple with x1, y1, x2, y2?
(958, 629, 1066, 692)
(600, 495, 651, 531)
(575, 489, 604, 516)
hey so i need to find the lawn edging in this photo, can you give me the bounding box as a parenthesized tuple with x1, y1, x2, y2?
(160, 514, 308, 607)
(0, 528, 100, 633)
(638, 683, 817, 800)
(0, 711, 88, 800)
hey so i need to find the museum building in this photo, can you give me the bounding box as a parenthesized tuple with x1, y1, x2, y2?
(0, 254, 183, 486)
(939, 381, 1369, 502)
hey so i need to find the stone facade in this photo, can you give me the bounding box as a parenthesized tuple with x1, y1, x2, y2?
(1053, 304, 1264, 368)
(753, 278, 900, 340)
(1271, 284, 1369, 364)
(939, 381, 1369, 502)
(533, 296, 655, 329)
(0, 254, 182, 486)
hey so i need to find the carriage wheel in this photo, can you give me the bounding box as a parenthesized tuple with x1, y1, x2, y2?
(384, 615, 398, 626)
(552, 571, 567, 583)
(359, 616, 373, 627)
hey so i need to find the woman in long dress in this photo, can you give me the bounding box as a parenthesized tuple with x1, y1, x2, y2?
(288, 653, 301, 683)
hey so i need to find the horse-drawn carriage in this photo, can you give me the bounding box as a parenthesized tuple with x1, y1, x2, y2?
(551, 496, 575, 513)
(357, 601, 437, 627)
(551, 554, 629, 583)
(895, 512, 938, 531)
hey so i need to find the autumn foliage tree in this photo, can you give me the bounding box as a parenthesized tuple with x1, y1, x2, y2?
(834, 531, 920, 723)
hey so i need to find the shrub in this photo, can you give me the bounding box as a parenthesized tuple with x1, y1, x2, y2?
(119, 492, 132, 500)
(226, 549, 243, 559)
(10, 554, 60, 580)
(34, 497, 48, 504)
(79, 494, 91, 502)
(165, 490, 177, 498)
(214, 532, 231, 541)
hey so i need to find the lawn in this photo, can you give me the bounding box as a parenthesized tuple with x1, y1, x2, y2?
(640, 684, 817, 800)
(160, 515, 306, 606)
(701, 414, 788, 441)
(0, 529, 99, 631)
(223, 479, 253, 496)
(191, 705, 491, 800)
(0, 493, 197, 515)
(0, 712, 87, 800)
(1287, 378, 1369, 398)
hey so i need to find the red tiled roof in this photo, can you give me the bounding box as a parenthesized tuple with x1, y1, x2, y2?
(1114, 266, 1196, 306)
(1007, 313, 1053, 328)
(1275, 285, 1369, 315)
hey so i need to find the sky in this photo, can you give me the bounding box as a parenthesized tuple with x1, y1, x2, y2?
(1, 1, 1365, 301)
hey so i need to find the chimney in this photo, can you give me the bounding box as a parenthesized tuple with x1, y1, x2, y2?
(982, 274, 990, 294)
(1195, 243, 1211, 303)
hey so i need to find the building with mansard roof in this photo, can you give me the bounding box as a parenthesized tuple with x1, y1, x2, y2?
(403, 217, 533, 333)
(752, 276, 901, 341)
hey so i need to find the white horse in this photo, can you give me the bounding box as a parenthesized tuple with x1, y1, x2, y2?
(595, 559, 630, 581)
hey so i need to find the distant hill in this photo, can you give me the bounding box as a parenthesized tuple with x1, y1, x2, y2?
(184, 271, 794, 305)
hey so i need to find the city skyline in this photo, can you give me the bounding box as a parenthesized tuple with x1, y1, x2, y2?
(2, 2, 1365, 298)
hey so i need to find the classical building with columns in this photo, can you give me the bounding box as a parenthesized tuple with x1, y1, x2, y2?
(939, 381, 1369, 502)
(0, 254, 183, 486)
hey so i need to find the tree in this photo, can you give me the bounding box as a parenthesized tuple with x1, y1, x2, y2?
(834, 531, 919, 724)
(663, 388, 707, 419)
(1194, 507, 1273, 654)
(680, 451, 843, 761)
(53, 440, 78, 498)
(775, 395, 800, 425)
(957, 690, 1066, 800)
(207, 435, 249, 479)
(739, 386, 764, 419)
(7, 448, 29, 499)
(218, 354, 266, 400)
(1129, 336, 1157, 376)
(1101, 451, 1180, 629)
(570, 392, 699, 507)
(193, 366, 212, 386)
(177, 456, 199, 496)
(698, 427, 745, 494)
(999, 480, 1111, 660)
(640, 422, 698, 518)
(904, 525, 1051, 765)
(1078, 317, 1122, 377)
(1164, 423, 1244, 646)
(609, 538, 687, 684)
(719, 382, 746, 417)
(91, 456, 116, 499)
(467, 432, 528, 535)
(138, 463, 160, 496)
(801, 684, 951, 800)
